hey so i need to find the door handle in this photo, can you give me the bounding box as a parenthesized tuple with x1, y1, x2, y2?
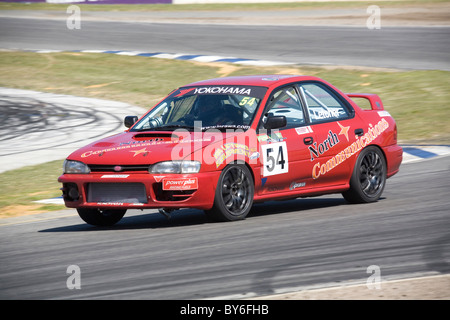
(355, 129, 364, 136)
(303, 136, 314, 145)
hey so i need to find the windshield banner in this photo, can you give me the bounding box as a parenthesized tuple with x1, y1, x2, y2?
(175, 86, 267, 98)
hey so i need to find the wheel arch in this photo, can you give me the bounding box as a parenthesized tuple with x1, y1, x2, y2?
(349, 143, 387, 182)
(227, 159, 256, 187)
(206, 160, 255, 222)
(366, 144, 387, 165)
(343, 144, 388, 203)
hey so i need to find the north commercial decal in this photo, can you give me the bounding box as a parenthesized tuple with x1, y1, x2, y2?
(312, 118, 389, 179)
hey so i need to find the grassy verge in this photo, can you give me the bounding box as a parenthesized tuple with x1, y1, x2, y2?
(0, 51, 219, 107)
(1, 1, 448, 12)
(0, 160, 65, 218)
(0, 50, 448, 217)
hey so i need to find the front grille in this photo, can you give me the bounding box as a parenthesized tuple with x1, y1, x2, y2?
(87, 183, 147, 203)
(89, 164, 149, 173)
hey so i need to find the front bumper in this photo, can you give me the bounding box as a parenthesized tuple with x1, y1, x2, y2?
(58, 171, 221, 211)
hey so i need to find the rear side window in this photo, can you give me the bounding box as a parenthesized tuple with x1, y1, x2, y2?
(261, 86, 305, 129)
(297, 83, 351, 124)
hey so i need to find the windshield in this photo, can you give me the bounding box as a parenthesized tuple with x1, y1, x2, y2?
(131, 85, 267, 132)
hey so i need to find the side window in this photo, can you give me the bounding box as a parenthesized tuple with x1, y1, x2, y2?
(261, 86, 305, 129)
(298, 83, 350, 124)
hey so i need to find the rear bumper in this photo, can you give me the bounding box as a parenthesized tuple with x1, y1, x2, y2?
(58, 171, 220, 211)
(383, 144, 403, 178)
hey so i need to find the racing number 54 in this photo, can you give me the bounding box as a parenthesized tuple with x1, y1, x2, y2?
(266, 146, 284, 171)
(262, 141, 289, 176)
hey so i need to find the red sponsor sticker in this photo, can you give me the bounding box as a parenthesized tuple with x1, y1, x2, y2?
(162, 178, 198, 191)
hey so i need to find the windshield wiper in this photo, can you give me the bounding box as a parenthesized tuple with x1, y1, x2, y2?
(139, 124, 196, 131)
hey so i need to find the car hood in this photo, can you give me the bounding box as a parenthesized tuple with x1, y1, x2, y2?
(66, 130, 248, 166)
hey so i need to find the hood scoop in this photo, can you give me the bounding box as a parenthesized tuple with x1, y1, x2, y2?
(133, 133, 175, 140)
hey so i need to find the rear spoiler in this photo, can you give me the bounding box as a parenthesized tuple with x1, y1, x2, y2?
(346, 93, 384, 110)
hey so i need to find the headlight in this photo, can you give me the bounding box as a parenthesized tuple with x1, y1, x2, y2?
(63, 160, 90, 174)
(149, 161, 201, 174)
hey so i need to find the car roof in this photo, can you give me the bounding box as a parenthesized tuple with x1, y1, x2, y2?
(182, 75, 322, 88)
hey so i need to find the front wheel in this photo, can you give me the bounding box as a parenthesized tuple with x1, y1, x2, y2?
(342, 146, 386, 203)
(77, 208, 126, 226)
(205, 164, 254, 222)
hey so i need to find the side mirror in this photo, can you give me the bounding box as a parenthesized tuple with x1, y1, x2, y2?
(124, 116, 138, 128)
(264, 115, 287, 130)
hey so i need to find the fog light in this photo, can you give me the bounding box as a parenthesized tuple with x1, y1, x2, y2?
(63, 183, 80, 201)
(68, 188, 79, 200)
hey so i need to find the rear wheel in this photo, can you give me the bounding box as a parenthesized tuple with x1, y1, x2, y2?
(206, 164, 254, 222)
(342, 146, 386, 203)
(77, 208, 126, 226)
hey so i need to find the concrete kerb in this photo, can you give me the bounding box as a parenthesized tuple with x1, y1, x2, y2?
(25, 48, 297, 67)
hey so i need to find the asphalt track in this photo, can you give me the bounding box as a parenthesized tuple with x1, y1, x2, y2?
(1, 154, 449, 299)
(0, 17, 449, 70)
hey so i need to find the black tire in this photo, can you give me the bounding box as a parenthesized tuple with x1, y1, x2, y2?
(206, 164, 254, 222)
(342, 146, 386, 204)
(77, 208, 126, 226)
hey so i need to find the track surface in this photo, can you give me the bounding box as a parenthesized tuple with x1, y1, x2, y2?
(0, 17, 449, 70)
(1, 154, 449, 299)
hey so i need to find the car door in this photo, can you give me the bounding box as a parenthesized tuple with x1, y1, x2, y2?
(296, 82, 359, 189)
(257, 85, 316, 195)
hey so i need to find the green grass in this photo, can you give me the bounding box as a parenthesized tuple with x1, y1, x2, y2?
(0, 51, 219, 107)
(0, 50, 449, 217)
(0, 160, 65, 218)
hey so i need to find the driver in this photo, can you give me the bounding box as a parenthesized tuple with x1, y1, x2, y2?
(193, 95, 225, 127)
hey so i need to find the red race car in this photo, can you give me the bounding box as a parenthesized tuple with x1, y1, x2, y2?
(58, 75, 402, 226)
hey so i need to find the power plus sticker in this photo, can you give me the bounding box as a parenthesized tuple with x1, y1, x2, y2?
(261, 141, 289, 176)
(162, 178, 198, 191)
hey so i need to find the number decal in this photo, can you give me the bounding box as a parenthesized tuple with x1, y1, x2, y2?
(261, 142, 289, 176)
(239, 97, 256, 106)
